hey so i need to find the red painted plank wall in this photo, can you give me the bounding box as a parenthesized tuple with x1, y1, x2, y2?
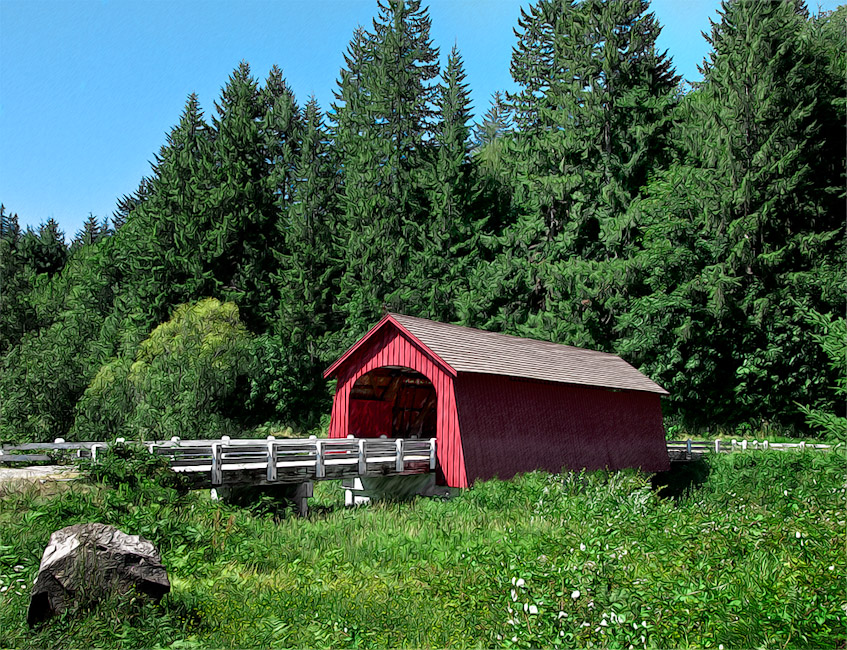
(327, 323, 468, 487)
(348, 400, 392, 438)
(454, 373, 669, 484)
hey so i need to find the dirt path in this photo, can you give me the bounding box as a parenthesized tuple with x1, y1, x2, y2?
(0, 466, 79, 492)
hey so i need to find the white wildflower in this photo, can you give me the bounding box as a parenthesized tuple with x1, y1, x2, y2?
(580, 543, 586, 551)
(523, 603, 529, 612)
(512, 637, 518, 643)
(13, 565, 23, 573)
(558, 611, 567, 619)
(529, 605, 538, 615)
(511, 589, 517, 601)
(795, 531, 802, 538)
(512, 577, 516, 585)
(516, 578, 525, 588)
(829, 565, 834, 570)
(719, 645, 724, 650)
(600, 619, 608, 627)
(571, 590, 581, 599)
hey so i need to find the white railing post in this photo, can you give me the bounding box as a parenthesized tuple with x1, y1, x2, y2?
(715, 439, 720, 454)
(266, 441, 277, 482)
(315, 440, 325, 478)
(762, 440, 768, 450)
(395, 438, 405, 473)
(799, 441, 806, 451)
(91, 443, 105, 463)
(741, 440, 747, 451)
(430, 437, 437, 470)
(211, 443, 222, 485)
(731, 439, 737, 452)
(686, 439, 692, 459)
(358, 439, 367, 475)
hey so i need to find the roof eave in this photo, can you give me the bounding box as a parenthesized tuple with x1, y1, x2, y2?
(322, 314, 458, 379)
(323, 314, 393, 379)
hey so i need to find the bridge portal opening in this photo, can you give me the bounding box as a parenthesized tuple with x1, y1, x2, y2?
(348, 367, 437, 439)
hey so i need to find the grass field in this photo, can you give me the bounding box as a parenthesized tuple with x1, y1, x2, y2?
(0, 450, 844, 648)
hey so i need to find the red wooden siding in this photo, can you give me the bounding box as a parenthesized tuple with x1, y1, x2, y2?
(348, 400, 392, 438)
(327, 322, 468, 487)
(453, 373, 669, 484)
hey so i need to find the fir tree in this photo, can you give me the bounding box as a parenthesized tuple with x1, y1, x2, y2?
(413, 45, 483, 322)
(332, 0, 440, 338)
(620, 0, 845, 429)
(71, 213, 104, 252)
(258, 97, 342, 426)
(477, 0, 679, 343)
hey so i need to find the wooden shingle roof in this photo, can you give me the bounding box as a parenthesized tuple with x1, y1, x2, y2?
(326, 313, 668, 395)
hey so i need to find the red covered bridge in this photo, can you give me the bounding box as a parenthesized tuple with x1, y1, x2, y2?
(324, 313, 670, 488)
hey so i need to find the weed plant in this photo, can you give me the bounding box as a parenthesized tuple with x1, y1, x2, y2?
(0, 450, 844, 648)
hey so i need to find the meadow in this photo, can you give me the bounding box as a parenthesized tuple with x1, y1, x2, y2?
(0, 450, 844, 649)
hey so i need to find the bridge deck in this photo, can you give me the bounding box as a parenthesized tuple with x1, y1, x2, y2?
(0, 438, 832, 483)
(1, 437, 437, 487)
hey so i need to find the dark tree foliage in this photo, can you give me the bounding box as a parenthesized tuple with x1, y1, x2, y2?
(257, 97, 343, 427)
(469, 0, 679, 345)
(331, 0, 440, 340)
(70, 214, 106, 253)
(618, 0, 845, 430)
(0, 0, 842, 442)
(0, 206, 36, 355)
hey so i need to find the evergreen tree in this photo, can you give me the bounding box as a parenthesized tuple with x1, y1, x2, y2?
(332, 0, 440, 338)
(0, 206, 35, 354)
(619, 0, 844, 430)
(115, 93, 215, 326)
(71, 213, 104, 253)
(413, 45, 483, 322)
(17, 219, 68, 278)
(253, 97, 342, 427)
(475, 0, 679, 343)
(112, 177, 152, 231)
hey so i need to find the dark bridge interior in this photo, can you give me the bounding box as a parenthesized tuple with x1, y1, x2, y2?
(349, 366, 437, 439)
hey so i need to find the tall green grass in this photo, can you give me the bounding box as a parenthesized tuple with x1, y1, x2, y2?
(1, 450, 844, 648)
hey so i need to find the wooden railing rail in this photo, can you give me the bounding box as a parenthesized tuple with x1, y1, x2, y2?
(0, 436, 438, 487)
(666, 439, 834, 461)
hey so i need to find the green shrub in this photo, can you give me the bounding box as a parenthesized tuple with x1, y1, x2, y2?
(81, 442, 191, 497)
(72, 298, 255, 441)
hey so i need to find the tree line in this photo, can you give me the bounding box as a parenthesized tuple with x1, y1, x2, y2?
(0, 0, 843, 443)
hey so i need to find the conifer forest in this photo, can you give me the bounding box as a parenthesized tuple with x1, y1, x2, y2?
(0, 0, 844, 444)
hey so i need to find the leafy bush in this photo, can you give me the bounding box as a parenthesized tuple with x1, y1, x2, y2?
(798, 308, 847, 442)
(72, 298, 255, 441)
(81, 443, 191, 496)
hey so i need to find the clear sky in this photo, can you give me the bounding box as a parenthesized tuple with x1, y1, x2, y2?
(0, 0, 840, 240)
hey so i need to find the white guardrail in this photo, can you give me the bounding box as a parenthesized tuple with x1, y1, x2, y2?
(666, 438, 833, 460)
(0, 436, 438, 485)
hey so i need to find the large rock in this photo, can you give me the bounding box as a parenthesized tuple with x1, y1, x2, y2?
(27, 523, 169, 626)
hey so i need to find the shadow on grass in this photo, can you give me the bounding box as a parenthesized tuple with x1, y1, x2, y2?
(651, 458, 710, 500)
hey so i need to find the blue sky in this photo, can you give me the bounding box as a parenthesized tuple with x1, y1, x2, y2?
(0, 0, 840, 240)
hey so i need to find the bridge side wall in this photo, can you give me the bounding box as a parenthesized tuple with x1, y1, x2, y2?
(454, 373, 669, 484)
(328, 324, 468, 488)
